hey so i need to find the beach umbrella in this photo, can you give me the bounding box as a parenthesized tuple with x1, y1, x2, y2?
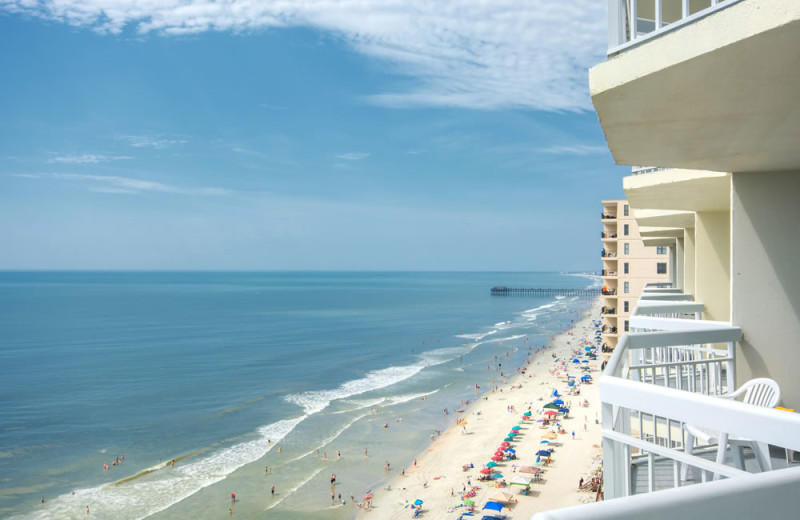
(492, 473, 504, 479)
(491, 456, 503, 461)
(487, 461, 499, 467)
(543, 403, 560, 409)
(483, 501, 504, 512)
(414, 499, 423, 506)
(585, 347, 592, 351)
(522, 411, 532, 416)
(559, 408, 570, 413)
(540, 440, 549, 444)
(504, 448, 516, 453)
(507, 432, 518, 437)
(553, 399, 565, 405)
(581, 375, 591, 380)
(489, 492, 513, 504)
(511, 427, 520, 432)
(504, 437, 514, 442)
(463, 499, 475, 506)
(544, 410, 557, 416)
(510, 475, 534, 486)
(500, 441, 511, 446)
(582, 360, 590, 363)
(536, 450, 551, 456)
(572, 359, 580, 363)
(519, 466, 539, 475)
(480, 467, 493, 474)
(567, 381, 575, 387)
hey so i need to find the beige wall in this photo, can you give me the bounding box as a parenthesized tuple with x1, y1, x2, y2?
(694, 211, 730, 321)
(684, 228, 696, 296)
(731, 171, 800, 407)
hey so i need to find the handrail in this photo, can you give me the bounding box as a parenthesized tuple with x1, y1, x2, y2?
(633, 300, 705, 316)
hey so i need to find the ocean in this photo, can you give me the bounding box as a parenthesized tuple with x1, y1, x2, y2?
(0, 271, 597, 519)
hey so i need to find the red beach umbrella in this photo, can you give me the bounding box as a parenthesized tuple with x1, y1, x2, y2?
(480, 468, 492, 474)
(500, 442, 511, 447)
(544, 410, 557, 416)
(491, 456, 503, 461)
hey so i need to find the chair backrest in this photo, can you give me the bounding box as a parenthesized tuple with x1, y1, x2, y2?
(736, 378, 781, 408)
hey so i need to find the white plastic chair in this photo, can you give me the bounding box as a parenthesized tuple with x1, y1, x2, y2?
(681, 378, 780, 481)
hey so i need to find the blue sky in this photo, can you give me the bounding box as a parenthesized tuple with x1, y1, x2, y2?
(0, 1, 627, 271)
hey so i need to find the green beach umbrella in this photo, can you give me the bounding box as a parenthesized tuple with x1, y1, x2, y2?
(464, 499, 475, 506)
(487, 461, 498, 467)
(543, 403, 560, 410)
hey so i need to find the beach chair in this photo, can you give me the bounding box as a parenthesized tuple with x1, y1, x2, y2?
(681, 378, 780, 480)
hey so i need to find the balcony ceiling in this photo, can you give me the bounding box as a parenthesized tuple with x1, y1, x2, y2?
(623, 170, 730, 212)
(639, 227, 684, 238)
(590, 0, 800, 173)
(632, 209, 695, 229)
(643, 237, 677, 247)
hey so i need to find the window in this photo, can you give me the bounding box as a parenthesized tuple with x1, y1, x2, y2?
(624, 243, 630, 255)
(624, 300, 629, 313)
(624, 281, 630, 294)
(624, 320, 630, 332)
(624, 224, 629, 236)
(623, 262, 629, 274)
(657, 262, 667, 274)
(624, 204, 629, 216)
(656, 246, 667, 255)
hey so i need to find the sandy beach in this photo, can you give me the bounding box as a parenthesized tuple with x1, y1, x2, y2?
(356, 298, 603, 520)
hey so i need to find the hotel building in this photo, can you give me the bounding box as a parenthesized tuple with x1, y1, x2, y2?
(535, 1, 800, 518)
(601, 199, 670, 353)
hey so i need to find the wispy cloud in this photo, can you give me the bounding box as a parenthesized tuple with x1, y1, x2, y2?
(48, 154, 133, 164)
(119, 135, 188, 149)
(536, 145, 609, 155)
(11, 172, 227, 196)
(334, 152, 371, 161)
(0, 1, 606, 112)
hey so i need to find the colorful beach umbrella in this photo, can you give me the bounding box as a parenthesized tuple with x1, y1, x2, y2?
(464, 499, 475, 506)
(544, 410, 557, 416)
(480, 468, 492, 474)
(414, 499, 423, 506)
(491, 456, 503, 461)
(483, 501, 504, 512)
(487, 461, 499, 467)
(500, 442, 511, 446)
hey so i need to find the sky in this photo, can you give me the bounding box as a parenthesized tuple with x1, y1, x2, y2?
(0, 1, 628, 271)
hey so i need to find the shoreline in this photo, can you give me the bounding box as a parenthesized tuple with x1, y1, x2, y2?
(356, 296, 603, 519)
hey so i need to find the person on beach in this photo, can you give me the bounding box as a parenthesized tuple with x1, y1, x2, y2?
(271, 486, 275, 496)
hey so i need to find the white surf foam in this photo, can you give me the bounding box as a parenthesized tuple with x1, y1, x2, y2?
(284, 363, 425, 416)
(17, 417, 303, 520)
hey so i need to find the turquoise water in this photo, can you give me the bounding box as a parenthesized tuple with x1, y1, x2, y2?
(0, 271, 596, 519)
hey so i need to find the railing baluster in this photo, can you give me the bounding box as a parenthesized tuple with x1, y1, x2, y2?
(648, 451, 655, 492)
(655, 0, 663, 30)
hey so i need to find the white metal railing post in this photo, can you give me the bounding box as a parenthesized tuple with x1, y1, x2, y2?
(630, 0, 638, 41)
(655, 0, 663, 30)
(682, 0, 689, 18)
(727, 341, 736, 393)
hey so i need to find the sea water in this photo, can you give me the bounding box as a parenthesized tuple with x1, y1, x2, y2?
(0, 271, 597, 519)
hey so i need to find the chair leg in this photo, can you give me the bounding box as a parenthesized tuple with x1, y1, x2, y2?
(753, 442, 773, 472)
(731, 444, 745, 470)
(713, 433, 729, 480)
(681, 431, 695, 481)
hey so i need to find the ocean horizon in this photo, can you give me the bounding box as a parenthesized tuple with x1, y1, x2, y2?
(0, 271, 597, 519)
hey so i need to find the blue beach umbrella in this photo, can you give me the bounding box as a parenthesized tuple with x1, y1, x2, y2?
(536, 450, 551, 456)
(540, 440, 549, 444)
(414, 499, 423, 506)
(572, 359, 580, 363)
(486, 461, 498, 468)
(504, 437, 514, 442)
(492, 473, 504, 479)
(504, 448, 516, 454)
(553, 399, 564, 405)
(559, 407, 570, 413)
(483, 501, 504, 512)
(567, 381, 575, 387)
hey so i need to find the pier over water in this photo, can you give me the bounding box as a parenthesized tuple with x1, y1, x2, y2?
(490, 287, 601, 298)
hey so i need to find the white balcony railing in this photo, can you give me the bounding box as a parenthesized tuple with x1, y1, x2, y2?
(595, 287, 800, 502)
(608, 0, 746, 55)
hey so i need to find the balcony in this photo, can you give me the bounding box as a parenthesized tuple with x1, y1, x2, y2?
(607, 0, 743, 54)
(533, 287, 800, 519)
(590, 0, 800, 173)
